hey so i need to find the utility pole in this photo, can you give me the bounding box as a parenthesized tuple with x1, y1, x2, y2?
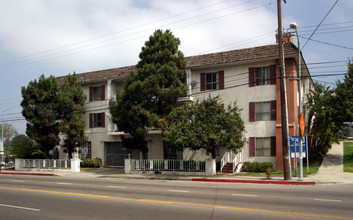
(277, 0, 290, 180)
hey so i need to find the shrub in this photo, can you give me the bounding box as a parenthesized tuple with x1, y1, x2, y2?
(241, 162, 273, 172)
(80, 157, 102, 168)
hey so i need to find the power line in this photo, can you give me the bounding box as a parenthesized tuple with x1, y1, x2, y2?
(301, 0, 339, 50)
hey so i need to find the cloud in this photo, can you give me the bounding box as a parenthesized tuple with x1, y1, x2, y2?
(0, 0, 278, 74)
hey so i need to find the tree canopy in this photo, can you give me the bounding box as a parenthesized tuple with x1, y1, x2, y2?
(21, 75, 62, 158)
(10, 134, 44, 159)
(162, 96, 245, 158)
(58, 74, 87, 159)
(109, 29, 187, 156)
(306, 59, 353, 161)
(21, 74, 86, 158)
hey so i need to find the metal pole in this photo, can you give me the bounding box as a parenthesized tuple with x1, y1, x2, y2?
(296, 27, 304, 181)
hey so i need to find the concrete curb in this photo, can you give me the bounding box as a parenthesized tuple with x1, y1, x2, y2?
(192, 178, 315, 185)
(0, 172, 55, 177)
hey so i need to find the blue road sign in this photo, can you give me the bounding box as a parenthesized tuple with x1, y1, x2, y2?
(289, 136, 307, 158)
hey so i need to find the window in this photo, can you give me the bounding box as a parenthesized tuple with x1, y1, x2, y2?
(200, 71, 224, 91)
(256, 137, 271, 156)
(206, 72, 218, 90)
(89, 113, 105, 128)
(255, 66, 270, 85)
(89, 85, 105, 102)
(255, 102, 271, 121)
(249, 65, 276, 87)
(249, 101, 276, 122)
(80, 142, 91, 159)
(249, 136, 276, 157)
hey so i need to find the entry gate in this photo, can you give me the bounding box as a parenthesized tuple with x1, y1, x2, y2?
(105, 142, 131, 167)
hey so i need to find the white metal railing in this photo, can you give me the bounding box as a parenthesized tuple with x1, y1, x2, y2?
(232, 152, 243, 172)
(220, 152, 231, 172)
(131, 159, 206, 172)
(17, 159, 71, 170)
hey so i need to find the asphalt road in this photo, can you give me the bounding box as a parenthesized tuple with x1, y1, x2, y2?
(0, 175, 353, 220)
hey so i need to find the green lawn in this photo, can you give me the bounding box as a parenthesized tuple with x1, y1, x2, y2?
(344, 142, 353, 173)
(234, 160, 322, 177)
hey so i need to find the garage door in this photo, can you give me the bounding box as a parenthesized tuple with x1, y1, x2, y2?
(104, 142, 131, 167)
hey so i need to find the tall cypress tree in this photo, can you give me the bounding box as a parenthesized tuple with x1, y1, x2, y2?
(58, 74, 87, 159)
(110, 29, 187, 157)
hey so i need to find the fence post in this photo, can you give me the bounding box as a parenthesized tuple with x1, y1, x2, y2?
(205, 158, 216, 176)
(124, 158, 131, 174)
(70, 158, 80, 172)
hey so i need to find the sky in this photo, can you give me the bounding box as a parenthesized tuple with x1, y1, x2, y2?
(0, 0, 352, 135)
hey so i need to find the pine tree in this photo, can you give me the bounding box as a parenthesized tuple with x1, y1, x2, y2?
(110, 29, 187, 157)
(58, 74, 87, 159)
(21, 75, 61, 158)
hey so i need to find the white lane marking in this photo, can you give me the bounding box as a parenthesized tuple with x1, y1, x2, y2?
(314, 198, 342, 203)
(168, 190, 189, 193)
(57, 182, 72, 185)
(232, 194, 258, 197)
(11, 180, 25, 182)
(107, 186, 126, 189)
(0, 203, 40, 212)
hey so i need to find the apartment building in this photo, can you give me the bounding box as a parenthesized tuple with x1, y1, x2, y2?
(59, 34, 313, 171)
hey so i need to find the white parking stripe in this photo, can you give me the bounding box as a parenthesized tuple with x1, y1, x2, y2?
(108, 186, 126, 189)
(0, 203, 40, 212)
(57, 182, 72, 185)
(314, 198, 342, 202)
(232, 194, 258, 197)
(168, 190, 189, 193)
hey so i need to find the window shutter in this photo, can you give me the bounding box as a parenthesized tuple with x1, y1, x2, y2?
(200, 73, 205, 91)
(101, 112, 105, 128)
(249, 102, 255, 122)
(271, 136, 276, 156)
(89, 113, 93, 128)
(270, 65, 276, 85)
(101, 85, 106, 101)
(270, 100, 276, 121)
(218, 71, 224, 89)
(249, 137, 255, 157)
(249, 67, 255, 87)
(89, 87, 93, 102)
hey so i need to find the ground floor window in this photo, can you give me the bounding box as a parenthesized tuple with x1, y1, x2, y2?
(80, 141, 91, 159)
(249, 136, 276, 157)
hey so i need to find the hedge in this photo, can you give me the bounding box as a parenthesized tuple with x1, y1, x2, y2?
(80, 157, 102, 168)
(241, 162, 273, 172)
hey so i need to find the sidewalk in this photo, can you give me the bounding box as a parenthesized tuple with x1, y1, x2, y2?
(1, 141, 353, 185)
(307, 141, 353, 184)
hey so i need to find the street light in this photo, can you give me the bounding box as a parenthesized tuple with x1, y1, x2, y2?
(289, 22, 304, 181)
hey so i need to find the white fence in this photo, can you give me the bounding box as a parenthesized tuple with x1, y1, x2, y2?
(15, 159, 81, 172)
(125, 159, 216, 176)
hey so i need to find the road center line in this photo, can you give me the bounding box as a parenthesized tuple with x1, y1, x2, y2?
(108, 186, 126, 189)
(315, 198, 342, 203)
(168, 189, 189, 193)
(232, 193, 258, 197)
(57, 182, 72, 185)
(0, 186, 352, 220)
(0, 203, 40, 212)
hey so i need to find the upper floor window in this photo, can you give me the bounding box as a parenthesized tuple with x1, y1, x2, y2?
(249, 65, 276, 87)
(200, 71, 224, 91)
(89, 85, 105, 102)
(206, 72, 218, 90)
(89, 112, 105, 128)
(255, 66, 270, 86)
(249, 100, 276, 122)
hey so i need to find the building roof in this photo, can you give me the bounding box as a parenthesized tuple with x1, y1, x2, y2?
(58, 42, 298, 83)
